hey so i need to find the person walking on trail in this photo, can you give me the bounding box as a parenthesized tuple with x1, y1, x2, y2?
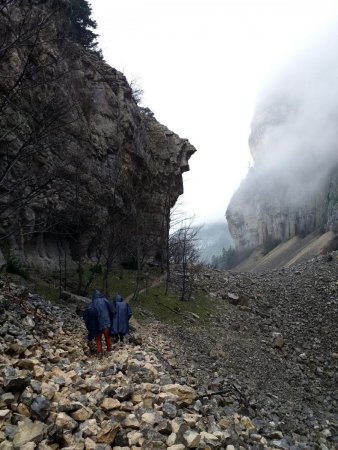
(83, 289, 115, 355)
(110, 294, 132, 343)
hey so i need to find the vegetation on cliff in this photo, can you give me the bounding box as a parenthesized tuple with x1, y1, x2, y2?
(70, 0, 102, 56)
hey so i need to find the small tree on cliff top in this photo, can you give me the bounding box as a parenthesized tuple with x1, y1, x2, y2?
(70, 0, 101, 56)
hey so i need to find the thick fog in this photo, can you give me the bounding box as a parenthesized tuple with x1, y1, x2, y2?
(248, 25, 338, 203)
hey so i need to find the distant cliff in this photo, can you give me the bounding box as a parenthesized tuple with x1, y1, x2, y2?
(0, 0, 196, 271)
(226, 40, 338, 253)
(226, 164, 338, 252)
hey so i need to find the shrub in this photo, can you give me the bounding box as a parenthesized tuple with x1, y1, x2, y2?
(6, 256, 29, 280)
(211, 246, 252, 270)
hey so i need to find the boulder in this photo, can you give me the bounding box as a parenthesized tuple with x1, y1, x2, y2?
(97, 420, 120, 444)
(161, 384, 196, 405)
(12, 419, 45, 448)
(30, 395, 50, 420)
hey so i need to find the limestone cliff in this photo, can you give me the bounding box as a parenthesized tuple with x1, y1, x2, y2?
(227, 163, 338, 252)
(0, 0, 196, 270)
(227, 78, 338, 253)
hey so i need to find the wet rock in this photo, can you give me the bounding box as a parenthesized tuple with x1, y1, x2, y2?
(127, 430, 143, 446)
(272, 333, 285, 349)
(12, 419, 45, 448)
(114, 386, 134, 402)
(156, 419, 172, 435)
(22, 316, 35, 330)
(96, 420, 120, 444)
(200, 431, 220, 446)
(142, 428, 167, 445)
(55, 412, 78, 431)
(30, 380, 42, 394)
(101, 398, 121, 411)
(162, 402, 177, 419)
(122, 414, 140, 429)
(19, 443, 36, 450)
(1, 393, 15, 406)
(15, 359, 39, 370)
(41, 383, 58, 401)
(71, 406, 93, 422)
(4, 424, 17, 441)
(79, 419, 98, 437)
(270, 438, 291, 449)
(227, 292, 240, 305)
(3, 372, 31, 393)
(129, 333, 142, 346)
(127, 360, 156, 383)
(17, 403, 30, 416)
(183, 429, 200, 447)
(141, 410, 163, 426)
(30, 395, 50, 420)
(0, 441, 13, 450)
(58, 400, 85, 413)
(160, 385, 196, 405)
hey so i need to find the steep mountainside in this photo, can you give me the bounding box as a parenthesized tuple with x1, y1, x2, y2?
(226, 36, 338, 257)
(0, 0, 195, 271)
(226, 162, 338, 254)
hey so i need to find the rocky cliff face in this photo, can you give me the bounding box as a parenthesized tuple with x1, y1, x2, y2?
(0, 0, 195, 270)
(226, 47, 338, 253)
(227, 164, 338, 252)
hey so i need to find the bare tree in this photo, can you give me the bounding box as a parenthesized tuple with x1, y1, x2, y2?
(100, 213, 127, 296)
(169, 216, 201, 301)
(130, 209, 159, 300)
(163, 198, 185, 295)
(119, 178, 161, 300)
(129, 76, 144, 105)
(0, 1, 79, 244)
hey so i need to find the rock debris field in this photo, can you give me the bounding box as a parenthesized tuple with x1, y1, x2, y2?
(0, 253, 337, 449)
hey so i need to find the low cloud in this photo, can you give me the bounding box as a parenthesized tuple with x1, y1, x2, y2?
(248, 24, 338, 204)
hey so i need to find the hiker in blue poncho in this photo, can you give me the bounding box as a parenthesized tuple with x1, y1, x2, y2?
(83, 289, 115, 354)
(110, 294, 132, 343)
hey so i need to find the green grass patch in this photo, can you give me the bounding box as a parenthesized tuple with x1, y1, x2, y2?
(130, 283, 214, 326)
(30, 268, 158, 304)
(103, 269, 137, 298)
(33, 281, 62, 304)
(78, 268, 157, 300)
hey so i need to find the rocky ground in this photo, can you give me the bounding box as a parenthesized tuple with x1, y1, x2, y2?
(0, 252, 337, 449)
(144, 252, 338, 449)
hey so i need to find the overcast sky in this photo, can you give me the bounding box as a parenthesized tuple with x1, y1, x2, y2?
(90, 0, 338, 225)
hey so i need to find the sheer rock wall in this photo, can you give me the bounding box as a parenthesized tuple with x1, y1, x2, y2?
(226, 100, 338, 252)
(0, 0, 196, 270)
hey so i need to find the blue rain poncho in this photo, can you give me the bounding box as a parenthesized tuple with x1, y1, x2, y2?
(83, 303, 98, 341)
(83, 290, 115, 338)
(111, 295, 132, 335)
